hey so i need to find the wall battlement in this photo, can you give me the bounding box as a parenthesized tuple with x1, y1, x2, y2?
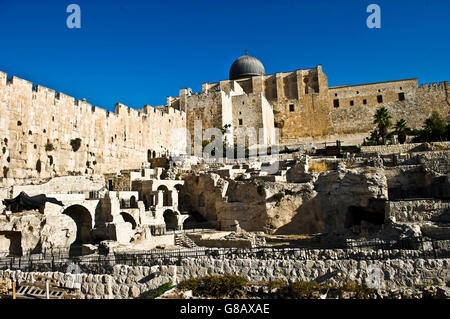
(1, 71, 185, 121)
(419, 81, 448, 90)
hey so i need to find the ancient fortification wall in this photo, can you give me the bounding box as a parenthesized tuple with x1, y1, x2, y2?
(181, 66, 449, 146)
(0, 71, 186, 186)
(1, 65, 449, 182)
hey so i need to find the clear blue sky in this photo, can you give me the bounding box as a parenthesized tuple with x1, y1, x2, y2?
(0, 0, 449, 111)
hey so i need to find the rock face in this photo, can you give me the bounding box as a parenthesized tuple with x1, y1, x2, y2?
(0, 209, 76, 256)
(183, 167, 388, 235)
(282, 168, 387, 234)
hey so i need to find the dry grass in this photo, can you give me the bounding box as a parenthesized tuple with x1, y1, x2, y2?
(363, 166, 378, 174)
(264, 234, 315, 240)
(308, 161, 331, 172)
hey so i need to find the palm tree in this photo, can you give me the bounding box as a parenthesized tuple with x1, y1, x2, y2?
(393, 118, 410, 144)
(373, 107, 392, 144)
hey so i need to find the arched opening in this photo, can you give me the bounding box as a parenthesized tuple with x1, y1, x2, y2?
(163, 210, 178, 230)
(158, 185, 171, 206)
(120, 212, 137, 230)
(130, 196, 137, 208)
(153, 151, 156, 158)
(62, 205, 93, 253)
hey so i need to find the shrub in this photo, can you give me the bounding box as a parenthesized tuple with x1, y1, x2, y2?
(145, 282, 173, 299)
(412, 111, 449, 142)
(261, 279, 287, 291)
(275, 280, 377, 299)
(339, 281, 377, 299)
(70, 138, 82, 152)
(277, 281, 324, 299)
(178, 275, 248, 298)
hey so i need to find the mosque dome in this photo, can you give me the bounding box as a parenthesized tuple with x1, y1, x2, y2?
(229, 55, 266, 80)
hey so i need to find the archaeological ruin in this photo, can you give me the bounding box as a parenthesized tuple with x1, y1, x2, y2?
(0, 55, 449, 299)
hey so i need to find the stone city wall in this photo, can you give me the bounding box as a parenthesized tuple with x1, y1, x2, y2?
(0, 71, 186, 187)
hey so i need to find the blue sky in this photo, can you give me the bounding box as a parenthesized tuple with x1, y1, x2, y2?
(0, 0, 449, 111)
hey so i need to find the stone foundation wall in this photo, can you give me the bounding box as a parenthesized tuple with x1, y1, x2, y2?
(1, 246, 449, 298)
(387, 199, 450, 223)
(361, 142, 450, 155)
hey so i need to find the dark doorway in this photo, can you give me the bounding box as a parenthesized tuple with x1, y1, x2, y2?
(62, 205, 93, 254)
(346, 206, 385, 228)
(163, 210, 178, 230)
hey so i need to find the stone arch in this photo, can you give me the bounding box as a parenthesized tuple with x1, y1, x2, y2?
(120, 212, 137, 230)
(62, 205, 93, 247)
(158, 185, 172, 206)
(163, 209, 178, 230)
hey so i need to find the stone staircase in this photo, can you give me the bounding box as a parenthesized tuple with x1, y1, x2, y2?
(175, 233, 197, 248)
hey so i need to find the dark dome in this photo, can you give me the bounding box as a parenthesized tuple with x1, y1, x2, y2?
(229, 55, 265, 80)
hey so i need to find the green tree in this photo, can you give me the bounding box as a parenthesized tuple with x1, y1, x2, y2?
(412, 111, 448, 142)
(362, 129, 380, 146)
(424, 111, 447, 141)
(393, 118, 410, 144)
(373, 107, 392, 145)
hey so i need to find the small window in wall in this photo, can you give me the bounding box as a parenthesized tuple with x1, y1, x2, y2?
(333, 99, 340, 108)
(335, 93, 338, 97)
(356, 91, 360, 94)
(398, 92, 405, 101)
(238, 119, 243, 125)
(350, 100, 354, 106)
(363, 99, 367, 105)
(289, 104, 295, 112)
(377, 95, 383, 103)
